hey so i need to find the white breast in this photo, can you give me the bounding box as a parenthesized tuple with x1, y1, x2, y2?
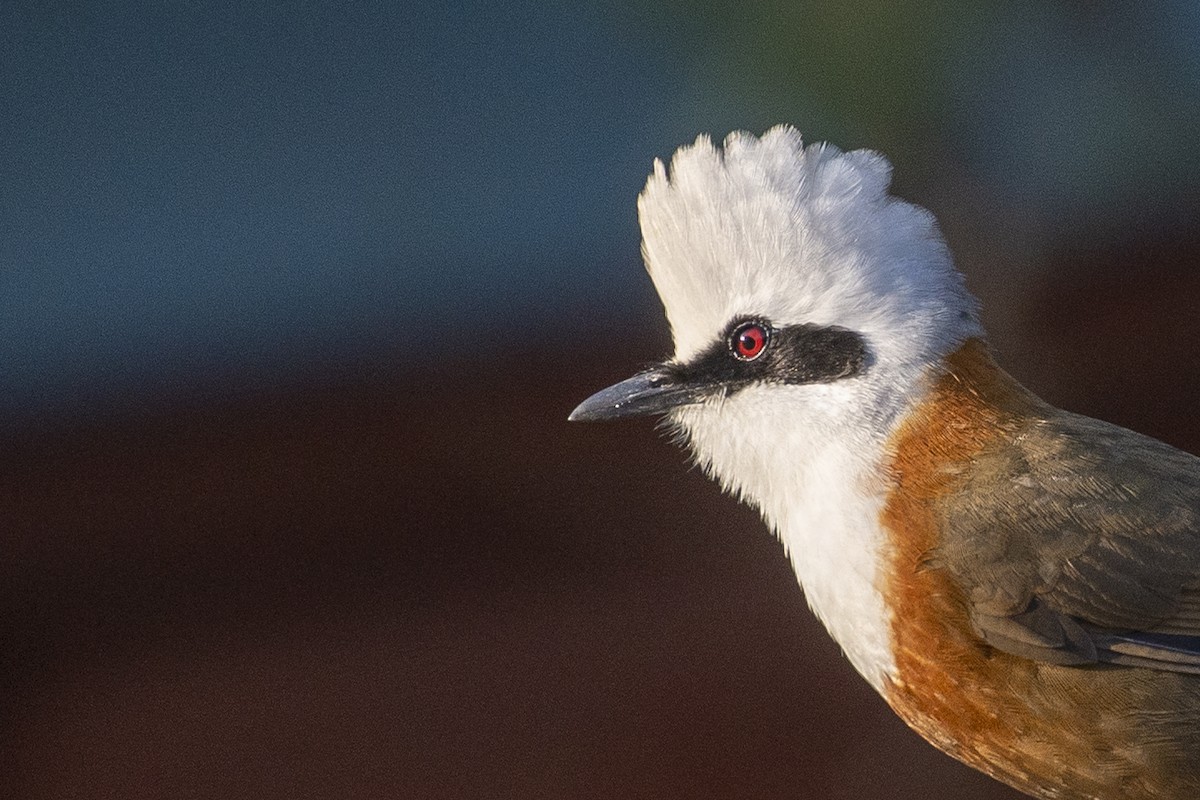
(670, 377, 906, 694)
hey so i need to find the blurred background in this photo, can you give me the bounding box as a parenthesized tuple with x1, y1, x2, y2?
(4, 2, 1200, 798)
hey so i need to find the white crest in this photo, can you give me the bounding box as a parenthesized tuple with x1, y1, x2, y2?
(637, 127, 984, 690)
(638, 126, 980, 367)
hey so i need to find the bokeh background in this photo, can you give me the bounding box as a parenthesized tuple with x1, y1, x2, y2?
(5, 3, 1200, 798)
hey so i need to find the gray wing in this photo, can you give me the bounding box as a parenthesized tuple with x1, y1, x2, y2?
(935, 410, 1200, 673)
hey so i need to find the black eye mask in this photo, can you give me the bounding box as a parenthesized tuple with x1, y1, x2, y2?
(663, 318, 868, 396)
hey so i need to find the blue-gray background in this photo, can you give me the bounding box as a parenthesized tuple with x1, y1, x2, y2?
(7, 1, 1200, 421)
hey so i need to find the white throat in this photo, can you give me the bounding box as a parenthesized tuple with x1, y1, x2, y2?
(671, 364, 921, 692)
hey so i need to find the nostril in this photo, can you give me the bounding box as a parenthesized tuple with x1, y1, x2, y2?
(647, 366, 682, 388)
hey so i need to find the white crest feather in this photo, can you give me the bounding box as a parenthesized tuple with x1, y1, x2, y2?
(638, 126, 980, 366)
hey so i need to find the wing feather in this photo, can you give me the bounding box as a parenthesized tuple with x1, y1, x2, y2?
(940, 410, 1200, 674)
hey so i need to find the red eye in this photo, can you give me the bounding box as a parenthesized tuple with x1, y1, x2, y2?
(731, 321, 769, 361)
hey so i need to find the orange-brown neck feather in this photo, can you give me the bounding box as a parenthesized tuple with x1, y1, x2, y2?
(880, 340, 1066, 794)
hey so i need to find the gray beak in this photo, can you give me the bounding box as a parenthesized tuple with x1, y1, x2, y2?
(569, 365, 706, 422)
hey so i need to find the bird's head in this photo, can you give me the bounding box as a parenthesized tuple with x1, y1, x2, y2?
(572, 127, 982, 506)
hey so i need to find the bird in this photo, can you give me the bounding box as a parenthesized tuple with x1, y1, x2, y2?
(569, 126, 1200, 799)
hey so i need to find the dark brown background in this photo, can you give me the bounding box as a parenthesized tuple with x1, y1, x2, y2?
(4, 233, 1199, 799)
